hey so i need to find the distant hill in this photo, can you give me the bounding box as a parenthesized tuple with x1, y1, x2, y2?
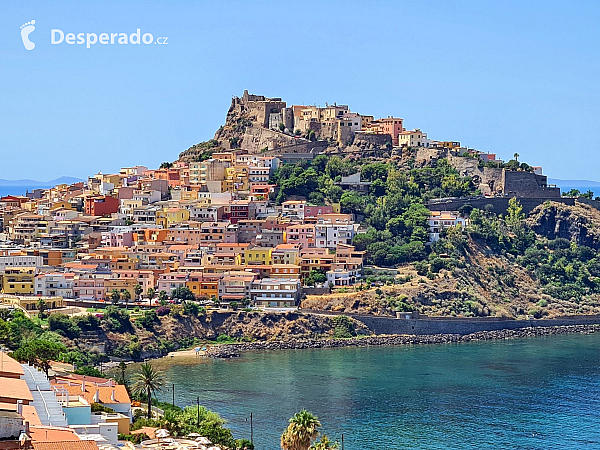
(0, 176, 83, 187)
(548, 178, 600, 187)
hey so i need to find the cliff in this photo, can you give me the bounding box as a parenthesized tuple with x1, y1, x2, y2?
(527, 201, 600, 249)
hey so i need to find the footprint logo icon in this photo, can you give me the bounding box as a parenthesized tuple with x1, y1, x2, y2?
(20, 20, 35, 50)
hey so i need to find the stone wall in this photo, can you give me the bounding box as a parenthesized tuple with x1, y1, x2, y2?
(352, 132, 392, 147)
(427, 196, 577, 215)
(504, 171, 560, 198)
(352, 313, 600, 336)
(239, 126, 306, 153)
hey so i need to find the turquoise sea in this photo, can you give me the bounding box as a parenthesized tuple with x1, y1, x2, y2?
(155, 333, 600, 449)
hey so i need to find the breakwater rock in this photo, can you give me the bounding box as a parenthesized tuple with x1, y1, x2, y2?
(206, 324, 600, 358)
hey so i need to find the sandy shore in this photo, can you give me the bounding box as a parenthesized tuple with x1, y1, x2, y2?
(166, 348, 208, 358)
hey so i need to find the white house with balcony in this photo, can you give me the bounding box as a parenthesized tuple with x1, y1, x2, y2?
(427, 211, 468, 242)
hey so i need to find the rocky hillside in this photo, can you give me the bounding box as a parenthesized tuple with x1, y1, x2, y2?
(303, 234, 600, 320)
(527, 201, 600, 249)
(77, 310, 369, 360)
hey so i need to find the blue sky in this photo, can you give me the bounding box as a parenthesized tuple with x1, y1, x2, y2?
(1, 0, 599, 181)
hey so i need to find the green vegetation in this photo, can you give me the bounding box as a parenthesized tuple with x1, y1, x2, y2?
(185, 139, 219, 162)
(132, 362, 166, 419)
(171, 286, 195, 301)
(332, 316, 356, 338)
(305, 269, 327, 286)
(12, 339, 66, 376)
(281, 410, 322, 450)
(562, 188, 595, 199)
(271, 156, 477, 267)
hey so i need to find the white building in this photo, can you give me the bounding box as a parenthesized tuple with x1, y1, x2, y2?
(314, 221, 359, 249)
(282, 200, 306, 220)
(250, 277, 301, 307)
(35, 272, 74, 298)
(427, 211, 468, 242)
(398, 129, 430, 148)
(0, 254, 43, 271)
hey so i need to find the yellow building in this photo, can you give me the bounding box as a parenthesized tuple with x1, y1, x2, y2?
(186, 275, 219, 300)
(244, 247, 273, 265)
(2, 267, 36, 295)
(104, 277, 138, 300)
(225, 166, 249, 191)
(0, 294, 64, 311)
(156, 208, 191, 228)
(180, 190, 199, 201)
(50, 201, 74, 210)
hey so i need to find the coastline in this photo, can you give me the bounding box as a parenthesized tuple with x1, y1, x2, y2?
(204, 323, 600, 358)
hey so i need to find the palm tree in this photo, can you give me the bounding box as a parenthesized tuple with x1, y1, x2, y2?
(310, 435, 339, 450)
(134, 284, 143, 300)
(121, 290, 132, 309)
(281, 410, 321, 450)
(132, 362, 166, 419)
(147, 287, 155, 306)
(513, 152, 519, 161)
(110, 289, 121, 305)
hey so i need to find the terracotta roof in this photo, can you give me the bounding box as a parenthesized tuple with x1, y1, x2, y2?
(56, 374, 114, 385)
(0, 402, 41, 425)
(51, 381, 130, 405)
(0, 378, 34, 403)
(0, 352, 25, 378)
(131, 426, 158, 438)
(29, 426, 80, 442)
(32, 442, 99, 450)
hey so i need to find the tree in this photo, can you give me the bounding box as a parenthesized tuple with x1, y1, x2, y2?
(505, 197, 525, 230)
(110, 289, 121, 305)
(117, 361, 128, 388)
(310, 436, 339, 450)
(305, 269, 327, 286)
(147, 288, 155, 299)
(171, 287, 195, 301)
(134, 284, 143, 299)
(37, 299, 47, 320)
(281, 410, 321, 450)
(513, 152, 519, 161)
(121, 290, 132, 308)
(13, 339, 66, 376)
(159, 162, 173, 169)
(132, 362, 166, 419)
(158, 290, 168, 302)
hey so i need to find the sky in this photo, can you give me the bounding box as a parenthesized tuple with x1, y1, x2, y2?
(1, 0, 599, 181)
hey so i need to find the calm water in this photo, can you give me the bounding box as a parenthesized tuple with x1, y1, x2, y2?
(154, 334, 600, 449)
(0, 186, 40, 197)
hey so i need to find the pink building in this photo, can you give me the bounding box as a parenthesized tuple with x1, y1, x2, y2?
(372, 117, 404, 146)
(101, 230, 133, 247)
(73, 273, 108, 301)
(157, 272, 189, 293)
(286, 224, 316, 248)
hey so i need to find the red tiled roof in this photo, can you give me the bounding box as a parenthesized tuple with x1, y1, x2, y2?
(29, 426, 80, 443)
(0, 352, 25, 377)
(33, 442, 99, 450)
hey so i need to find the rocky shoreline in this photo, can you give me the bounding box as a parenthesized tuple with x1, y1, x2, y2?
(206, 324, 600, 358)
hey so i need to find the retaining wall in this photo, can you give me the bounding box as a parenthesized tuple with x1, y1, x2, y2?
(352, 314, 600, 335)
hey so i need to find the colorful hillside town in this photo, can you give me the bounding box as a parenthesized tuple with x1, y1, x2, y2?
(0, 90, 564, 315)
(0, 155, 367, 310)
